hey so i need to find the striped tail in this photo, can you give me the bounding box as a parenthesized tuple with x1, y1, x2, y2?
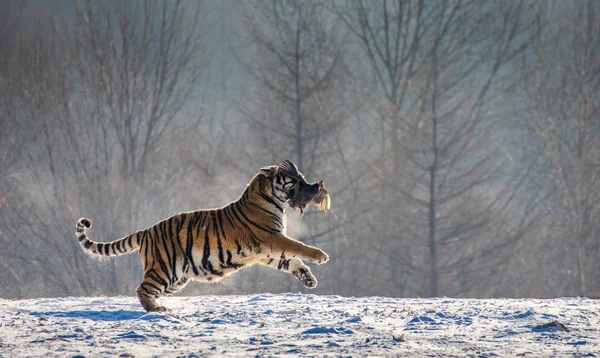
(75, 218, 141, 257)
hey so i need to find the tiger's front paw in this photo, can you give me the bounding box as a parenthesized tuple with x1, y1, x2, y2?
(293, 267, 318, 289)
(308, 248, 329, 265)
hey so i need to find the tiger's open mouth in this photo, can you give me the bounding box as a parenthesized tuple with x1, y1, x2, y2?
(288, 181, 325, 217)
(277, 159, 330, 217)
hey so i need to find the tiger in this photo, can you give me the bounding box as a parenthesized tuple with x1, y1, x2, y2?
(75, 160, 331, 312)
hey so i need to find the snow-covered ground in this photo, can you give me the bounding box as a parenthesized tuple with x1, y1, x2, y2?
(0, 294, 598, 357)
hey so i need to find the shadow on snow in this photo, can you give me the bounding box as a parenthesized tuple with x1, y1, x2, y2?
(30, 309, 147, 321)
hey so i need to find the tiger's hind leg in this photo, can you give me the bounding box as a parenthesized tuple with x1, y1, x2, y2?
(260, 257, 318, 289)
(164, 277, 190, 296)
(136, 271, 172, 312)
(136, 286, 169, 312)
(137, 275, 190, 312)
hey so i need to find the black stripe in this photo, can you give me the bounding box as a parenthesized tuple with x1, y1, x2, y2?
(258, 192, 284, 213)
(278, 259, 290, 270)
(127, 234, 134, 250)
(214, 213, 225, 264)
(115, 238, 123, 253)
(226, 250, 232, 266)
(223, 206, 246, 253)
(156, 221, 172, 277)
(159, 220, 172, 275)
(142, 230, 150, 259)
(277, 251, 285, 269)
(149, 226, 161, 265)
(223, 205, 236, 228)
(84, 240, 93, 249)
(186, 212, 200, 275)
(177, 213, 186, 234)
(225, 250, 244, 269)
(230, 203, 263, 247)
(149, 231, 157, 266)
(167, 216, 178, 282)
(174, 214, 186, 274)
(136, 230, 144, 247)
(155, 252, 171, 283)
(217, 210, 228, 244)
(144, 279, 165, 293)
(142, 279, 164, 293)
(144, 229, 152, 262)
(247, 201, 284, 228)
(140, 285, 159, 296)
(147, 270, 169, 289)
(139, 239, 146, 260)
(197, 213, 210, 273)
(278, 251, 290, 270)
(235, 240, 243, 255)
(235, 201, 278, 234)
(152, 224, 161, 246)
(156, 225, 172, 285)
(202, 219, 213, 273)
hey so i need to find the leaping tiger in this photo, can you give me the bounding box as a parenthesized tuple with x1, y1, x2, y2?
(75, 160, 331, 312)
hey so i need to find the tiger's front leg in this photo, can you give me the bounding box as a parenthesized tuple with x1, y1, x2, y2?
(262, 234, 329, 265)
(259, 257, 318, 288)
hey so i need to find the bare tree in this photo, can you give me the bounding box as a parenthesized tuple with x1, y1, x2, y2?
(0, 0, 26, 297)
(1, 0, 215, 297)
(335, 0, 539, 297)
(517, 1, 600, 297)
(234, 0, 365, 294)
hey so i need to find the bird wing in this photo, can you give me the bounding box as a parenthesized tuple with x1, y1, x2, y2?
(312, 187, 331, 212)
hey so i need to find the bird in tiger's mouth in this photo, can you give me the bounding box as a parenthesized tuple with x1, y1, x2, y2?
(279, 160, 331, 217)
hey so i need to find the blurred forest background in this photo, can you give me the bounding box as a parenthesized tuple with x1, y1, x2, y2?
(1, 0, 599, 299)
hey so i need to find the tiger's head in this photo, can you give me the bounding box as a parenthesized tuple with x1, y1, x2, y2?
(257, 159, 329, 216)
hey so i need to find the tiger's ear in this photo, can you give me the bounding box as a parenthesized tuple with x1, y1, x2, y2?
(258, 165, 278, 178)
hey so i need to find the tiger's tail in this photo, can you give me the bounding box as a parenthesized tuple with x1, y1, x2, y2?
(75, 218, 141, 257)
